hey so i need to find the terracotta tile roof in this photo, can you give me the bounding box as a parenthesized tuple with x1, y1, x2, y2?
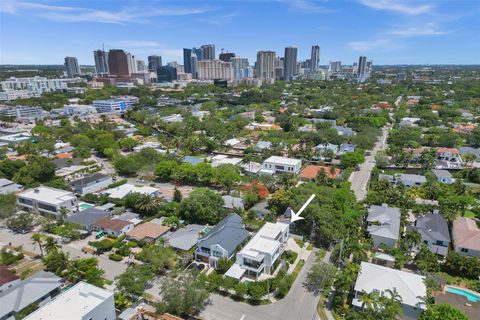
(299, 165, 341, 180)
(452, 217, 480, 251)
(436, 148, 460, 154)
(127, 222, 170, 241)
(0, 265, 19, 286)
(95, 217, 131, 232)
(55, 153, 73, 159)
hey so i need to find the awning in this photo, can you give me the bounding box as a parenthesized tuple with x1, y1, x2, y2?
(225, 264, 246, 280)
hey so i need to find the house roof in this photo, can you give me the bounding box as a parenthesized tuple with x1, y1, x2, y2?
(18, 186, 75, 205)
(95, 217, 132, 232)
(0, 178, 23, 194)
(66, 208, 111, 228)
(53, 157, 82, 169)
(239, 222, 288, 259)
(299, 165, 341, 180)
(263, 156, 301, 166)
(431, 169, 453, 179)
(459, 147, 480, 158)
(163, 224, 205, 250)
(452, 217, 480, 251)
(102, 183, 159, 199)
(399, 173, 427, 184)
(415, 213, 451, 243)
(127, 222, 170, 241)
(70, 173, 110, 188)
(0, 271, 62, 319)
(367, 205, 401, 240)
(222, 195, 244, 210)
(436, 148, 460, 154)
(353, 262, 426, 309)
(0, 265, 19, 286)
(198, 213, 249, 255)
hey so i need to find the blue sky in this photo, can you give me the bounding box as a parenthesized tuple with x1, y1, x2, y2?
(1, 0, 479, 65)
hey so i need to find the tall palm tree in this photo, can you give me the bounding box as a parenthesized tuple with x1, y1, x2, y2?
(31, 233, 45, 256)
(59, 207, 70, 223)
(44, 236, 60, 253)
(360, 290, 380, 310)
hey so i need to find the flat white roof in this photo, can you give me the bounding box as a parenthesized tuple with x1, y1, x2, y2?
(225, 263, 247, 280)
(19, 186, 75, 205)
(239, 222, 288, 258)
(103, 183, 158, 199)
(264, 156, 301, 166)
(25, 281, 113, 320)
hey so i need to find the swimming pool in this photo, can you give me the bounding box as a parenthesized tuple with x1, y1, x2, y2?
(78, 203, 94, 211)
(446, 286, 480, 303)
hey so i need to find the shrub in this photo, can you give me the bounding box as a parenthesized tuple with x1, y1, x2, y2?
(294, 239, 305, 248)
(283, 250, 298, 264)
(127, 241, 138, 248)
(109, 253, 123, 261)
(107, 179, 128, 189)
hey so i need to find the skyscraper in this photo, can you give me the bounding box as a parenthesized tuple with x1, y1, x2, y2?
(310, 45, 320, 73)
(284, 46, 298, 81)
(127, 52, 137, 74)
(328, 61, 342, 74)
(231, 57, 249, 80)
(192, 47, 202, 61)
(183, 48, 192, 73)
(148, 55, 162, 72)
(357, 56, 367, 82)
(219, 51, 235, 62)
(157, 65, 177, 82)
(191, 53, 198, 79)
(255, 51, 276, 79)
(201, 44, 215, 60)
(93, 50, 109, 75)
(108, 49, 130, 76)
(197, 59, 233, 80)
(64, 57, 80, 77)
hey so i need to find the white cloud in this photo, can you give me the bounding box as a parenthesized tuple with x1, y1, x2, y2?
(198, 12, 240, 26)
(359, 0, 433, 15)
(388, 23, 448, 37)
(347, 38, 403, 52)
(110, 40, 164, 48)
(0, 1, 212, 24)
(283, 0, 333, 13)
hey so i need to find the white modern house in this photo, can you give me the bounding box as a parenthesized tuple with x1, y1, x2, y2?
(17, 186, 77, 216)
(353, 262, 426, 319)
(70, 173, 113, 196)
(101, 183, 160, 199)
(226, 222, 289, 280)
(262, 156, 302, 174)
(24, 281, 116, 320)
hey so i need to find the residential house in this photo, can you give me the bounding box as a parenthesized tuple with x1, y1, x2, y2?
(436, 148, 462, 166)
(222, 195, 244, 211)
(211, 155, 243, 168)
(253, 141, 272, 153)
(352, 262, 426, 319)
(379, 173, 426, 188)
(431, 169, 454, 184)
(316, 143, 338, 155)
(24, 281, 115, 320)
(227, 222, 289, 280)
(333, 126, 355, 136)
(101, 183, 160, 199)
(0, 178, 22, 194)
(66, 208, 111, 231)
(459, 147, 480, 160)
(0, 271, 62, 320)
(414, 212, 450, 256)
(241, 161, 263, 175)
(70, 173, 112, 196)
(299, 165, 340, 182)
(262, 156, 302, 174)
(94, 217, 134, 236)
(452, 217, 480, 258)
(399, 117, 421, 127)
(338, 144, 357, 155)
(367, 204, 401, 248)
(163, 224, 206, 251)
(17, 186, 77, 217)
(126, 222, 170, 243)
(195, 213, 249, 269)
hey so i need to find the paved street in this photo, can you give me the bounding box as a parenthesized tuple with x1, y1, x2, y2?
(349, 122, 391, 201)
(0, 228, 127, 280)
(200, 249, 319, 320)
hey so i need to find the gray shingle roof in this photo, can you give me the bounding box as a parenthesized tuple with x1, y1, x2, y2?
(198, 213, 249, 255)
(367, 205, 401, 240)
(66, 208, 111, 228)
(70, 173, 110, 188)
(415, 213, 451, 243)
(163, 224, 205, 251)
(431, 169, 452, 179)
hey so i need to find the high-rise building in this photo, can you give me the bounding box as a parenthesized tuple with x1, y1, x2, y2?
(197, 59, 233, 80)
(231, 57, 249, 80)
(193, 47, 202, 61)
(219, 51, 235, 62)
(137, 60, 147, 72)
(191, 53, 198, 79)
(127, 52, 137, 74)
(183, 48, 193, 73)
(284, 46, 298, 81)
(357, 56, 367, 82)
(328, 61, 342, 74)
(310, 45, 320, 74)
(64, 57, 80, 78)
(108, 49, 130, 76)
(200, 44, 215, 60)
(255, 51, 276, 79)
(157, 65, 177, 82)
(93, 50, 109, 75)
(148, 55, 162, 72)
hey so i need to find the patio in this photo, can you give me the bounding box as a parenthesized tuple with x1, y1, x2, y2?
(434, 292, 480, 319)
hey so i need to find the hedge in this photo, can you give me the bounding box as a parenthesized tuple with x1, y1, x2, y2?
(109, 253, 123, 261)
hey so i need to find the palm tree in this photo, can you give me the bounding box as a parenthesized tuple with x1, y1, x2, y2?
(278, 173, 297, 190)
(59, 207, 70, 223)
(463, 153, 476, 167)
(44, 236, 60, 253)
(419, 150, 437, 171)
(31, 233, 45, 256)
(360, 290, 379, 310)
(403, 229, 422, 255)
(136, 194, 163, 216)
(385, 288, 403, 304)
(350, 241, 369, 264)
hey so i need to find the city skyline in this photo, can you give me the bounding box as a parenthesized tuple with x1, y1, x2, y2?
(1, 0, 479, 65)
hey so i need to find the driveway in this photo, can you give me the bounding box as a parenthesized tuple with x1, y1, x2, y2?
(349, 124, 390, 201)
(200, 249, 320, 320)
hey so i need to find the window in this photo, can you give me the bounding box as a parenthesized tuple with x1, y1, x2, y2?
(461, 248, 469, 253)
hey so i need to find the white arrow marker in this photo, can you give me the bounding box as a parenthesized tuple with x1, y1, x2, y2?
(291, 194, 316, 222)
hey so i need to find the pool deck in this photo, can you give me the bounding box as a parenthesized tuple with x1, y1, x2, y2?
(435, 291, 480, 320)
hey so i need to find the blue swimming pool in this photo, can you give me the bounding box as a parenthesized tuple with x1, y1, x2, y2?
(446, 286, 480, 302)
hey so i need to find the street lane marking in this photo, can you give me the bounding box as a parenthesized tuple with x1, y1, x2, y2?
(240, 315, 245, 320)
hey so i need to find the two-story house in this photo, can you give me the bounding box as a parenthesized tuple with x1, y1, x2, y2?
(17, 186, 77, 217)
(262, 156, 302, 174)
(436, 148, 462, 165)
(367, 204, 401, 248)
(70, 173, 112, 196)
(227, 222, 289, 280)
(414, 212, 450, 256)
(195, 214, 249, 269)
(452, 217, 480, 258)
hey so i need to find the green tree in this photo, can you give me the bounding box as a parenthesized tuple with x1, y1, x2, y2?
(117, 265, 155, 297)
(118, 138, 139, 151)
(277, 173, 298, 190)
(173, 187, 182, 202)
(267, 189, 293, 215)
(215, 164, 241, 194)
(340, 151, 365, 168)
(42, 250, 69, 275)
(178, 188, 226, 224)
(66, 257, 104, 287)
(154, 160, 179, 181)
(44, 236, 60, 253)
(305, 259, 337, 294)
(0, 193, 17, 219)
(6, 212, 35, 232)
(418, 303, 468, 320)
(13, 157, 56, 187)
(31, 233, 45, 256)
(415, 246, 440, 273)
